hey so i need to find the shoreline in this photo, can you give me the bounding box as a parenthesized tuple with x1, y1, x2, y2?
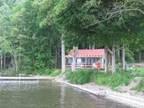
(0, 76, 55, 80)
(0, 76, 143, 108)
(54, 76, 144, 108)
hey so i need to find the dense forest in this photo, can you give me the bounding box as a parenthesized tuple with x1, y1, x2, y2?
(0, 0, 144, 74)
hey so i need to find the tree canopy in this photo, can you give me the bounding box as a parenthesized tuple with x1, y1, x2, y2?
(0, 0, 144, 72)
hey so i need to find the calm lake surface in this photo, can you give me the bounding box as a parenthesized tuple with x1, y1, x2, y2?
(0, 80, 131, 108)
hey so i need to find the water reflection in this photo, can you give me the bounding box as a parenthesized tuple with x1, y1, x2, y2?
(60, 84, 65, 108)
(0, 80, 131, 108)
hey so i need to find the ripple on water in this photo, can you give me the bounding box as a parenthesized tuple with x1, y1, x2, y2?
(0, 80, 131, 108)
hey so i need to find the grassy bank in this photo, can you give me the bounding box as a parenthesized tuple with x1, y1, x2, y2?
(1, 67, 144, 92)
(94, 72, 133, 89)
(131, 67, 144, 77)
(134, 79, 144, 92)
(66, 69, 133, 89)
(0, 68, 61, 77)
(66, 69, 94, 84)
(36, 68, 61, 76)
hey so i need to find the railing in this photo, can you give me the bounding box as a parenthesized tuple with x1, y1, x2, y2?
(66, 63, 104, 69)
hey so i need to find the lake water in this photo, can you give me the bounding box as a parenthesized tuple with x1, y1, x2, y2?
(0, 80, 131, 108)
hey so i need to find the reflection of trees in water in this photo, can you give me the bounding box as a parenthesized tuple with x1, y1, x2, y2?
(60, 85, 65, 108)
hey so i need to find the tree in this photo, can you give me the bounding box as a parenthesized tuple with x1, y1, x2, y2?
(1, 0, 144, 74)
(38, 0, 144, 72)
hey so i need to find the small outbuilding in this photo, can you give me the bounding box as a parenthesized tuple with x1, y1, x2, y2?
(66, 49, 105, 69)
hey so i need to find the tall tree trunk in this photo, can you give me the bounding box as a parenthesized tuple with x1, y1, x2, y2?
(3, 54, 5, 70)
(92, 44, 95, 49)
(139, 52, 142, 63)
(117, 47, 121, 63)
(58, 46, 61, 68)
(104, 47, 108, 73)
(72, 57, 76, 71)
(17, 53, 20, 70)
(61, 35, 65, 73)
(72, 46, 78, 71)
(0, 54, 2, 70)
(112, 46, 116, 73)
(56, 48, 58, 68)
(14, 52, 18, 72)
(122, 45, 126, 70)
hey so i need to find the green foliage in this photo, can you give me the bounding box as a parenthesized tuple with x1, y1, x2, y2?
(66, 69, 94, 84)
(94, 72, 133, 89)
(0, 0, 62, 71)
(134, 79, 144, 92)
(66, 69, 133, 89)
(45, 0, 144, 48)
(0, 68, 19, 76)
(125, 48, 135, 63)
(49, 69, 61, 76)
(131, 67, 144, 76)
(37, 68, 61, 76)
(0, 0, 144, 75)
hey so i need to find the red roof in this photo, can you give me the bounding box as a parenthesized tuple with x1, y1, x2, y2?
(67, 49, 105, 57)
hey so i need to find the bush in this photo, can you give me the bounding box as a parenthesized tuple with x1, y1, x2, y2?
(66, 69, 94, 84)
(134, 79, 144, 92)
(49, 69, 61, 76)
(36, 68, 61, 76)
(66, 69, 133, 88)
(94, 72, 133, 89)
(131, 67, 144, 77)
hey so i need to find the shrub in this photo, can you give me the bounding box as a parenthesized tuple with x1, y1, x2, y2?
(131, 67, 144, 77)
(37, 68, 60, 76)
(66, 69, 94, 84)
(49, 69, 61, 76)
(94, 72, 133, 89)
(66, 69, 133, 88)
(134, 79, 144, 92)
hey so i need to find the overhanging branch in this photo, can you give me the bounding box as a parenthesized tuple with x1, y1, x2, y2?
(83, 8, 144, 29)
